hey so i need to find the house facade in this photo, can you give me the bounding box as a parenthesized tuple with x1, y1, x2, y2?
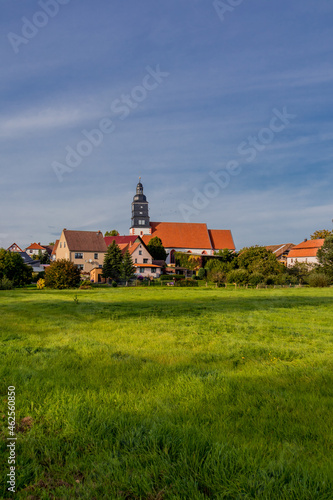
(286, 239, 324, 266)
(25, 242, 47, 257)
(266, 243, 295, 265)
(55, 229, 107, 273)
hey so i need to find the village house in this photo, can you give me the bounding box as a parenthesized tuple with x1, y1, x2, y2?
(55, 229, 107, 273)
(25, 242, 48, 257)
(286, 239, 325, 266)
(90, 235, 162, 282)
(265, 243, 295, 265)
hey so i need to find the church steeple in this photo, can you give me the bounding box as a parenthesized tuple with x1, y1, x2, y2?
(130, 179, 151, 235)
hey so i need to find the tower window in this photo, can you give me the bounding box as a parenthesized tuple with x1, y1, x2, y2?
(138, 220, 145, 225)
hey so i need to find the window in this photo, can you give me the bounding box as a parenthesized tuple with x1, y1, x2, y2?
(139, 251, 142, 255)
(59, 242, 62, 248)
(140, 267, 145, 273)
(135, 258, 137, 263)
(76, 264, 84, 270)
(138, 220, 145, 225)
(143, 258, 148, 264)
(94, 253, 98, 260)
(64, 242, 66, 248)
(75, 253, 83, 259)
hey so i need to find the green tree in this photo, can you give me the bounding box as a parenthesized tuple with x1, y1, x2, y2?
(44, 259, 81, 289)
(147, 237, 167, 261)
(121, 250, 136, 285)
(0, 249, 32, 286)
(227, 268, 249, 285)
(317, 235, 333, 277)
(38, 249, 50, 264)
(104, 230, 119, 237)
(103, 240, 123, 282)
(310, 229, 332, 240)
(238, 246, 285, 276)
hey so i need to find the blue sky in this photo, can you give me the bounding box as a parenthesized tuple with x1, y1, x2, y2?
(1, 0, 332, 250)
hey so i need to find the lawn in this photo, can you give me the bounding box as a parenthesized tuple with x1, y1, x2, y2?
(0, 287, 333, 499)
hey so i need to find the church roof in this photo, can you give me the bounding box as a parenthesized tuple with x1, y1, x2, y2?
(142, 222, 235, 251)
(208, 230, 235, 251)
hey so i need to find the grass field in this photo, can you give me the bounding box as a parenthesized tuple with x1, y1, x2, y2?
(0, 287, 333, 499)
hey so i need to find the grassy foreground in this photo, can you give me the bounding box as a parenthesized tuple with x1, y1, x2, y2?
(0, 287, 333, 499)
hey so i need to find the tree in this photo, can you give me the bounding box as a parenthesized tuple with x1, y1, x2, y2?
(103, 240, 123, 282)
(147, 237, 167, 261)
(311, 229, 332, 240)
(105, 230, 119, 237)
(317, 235, 333, 277)
(121, 250, 136, 285)
(38, 249, 50, 264)
(44, 259, 81, 289)
(238, 246, 285, 277)
(0, 249, 32, 286)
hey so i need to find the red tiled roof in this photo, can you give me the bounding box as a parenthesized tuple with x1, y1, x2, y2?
(287, 239, 324, 259)
(104, 235, 139, 247)
(26, 242, 45, 250)
(142, 222, 213, 249)
(208, 229, 235, 251)
(51, 240, 59, 255)
(64, 230, 107, 252)
(134, 263, 162, 268)
(288, 249, 320, 258)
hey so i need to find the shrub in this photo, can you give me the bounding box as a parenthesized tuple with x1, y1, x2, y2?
(197, 268, 205, 280)
(249, 272, 265, 286)
(160, 274, 184, 281)
(227, 269, 249, 285)
(0, 277, 14, 290)
(37, 279, 45, 290)
(308, 272, 331, 288)
(174, 279, 198, 287)
(44, 260, 81, 289)
(265, 275, 276, 286)
(111, 281, 118, 287)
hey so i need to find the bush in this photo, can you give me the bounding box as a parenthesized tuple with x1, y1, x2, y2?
(0, 277, 14, 290)
(37, 279, 45, 290)
(174, 279, 198, 287)
(308, 272, 331, 288)
(249, 272, 265, 286)
(160, 274, 185, 281)
(197, 268, 205, 280)
(227, 269, 249, 285)
(111, 281, 118, 287)
(44, 260, 81, 289)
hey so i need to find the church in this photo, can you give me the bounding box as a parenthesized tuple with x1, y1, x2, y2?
(129, 179, 235, 264)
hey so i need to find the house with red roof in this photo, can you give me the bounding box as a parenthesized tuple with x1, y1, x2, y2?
(7, 243, 24, 253)
(25, 242, 48, 257)
(286, 239, 324, 267)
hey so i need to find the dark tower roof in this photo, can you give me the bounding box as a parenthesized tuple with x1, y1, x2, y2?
(133, 177, 147, 202)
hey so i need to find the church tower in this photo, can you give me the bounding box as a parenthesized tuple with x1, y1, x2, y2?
(130, 178, 152, 236)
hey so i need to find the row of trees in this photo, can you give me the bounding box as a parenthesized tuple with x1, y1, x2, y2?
(191, 237, 333, 287)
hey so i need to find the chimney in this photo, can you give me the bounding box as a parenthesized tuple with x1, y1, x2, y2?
(304, 238, 307, 242)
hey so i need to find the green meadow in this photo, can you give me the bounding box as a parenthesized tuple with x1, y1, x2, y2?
(0, 287, 333, 499)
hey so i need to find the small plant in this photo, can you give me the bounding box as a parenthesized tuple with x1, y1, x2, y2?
(73, 294, 79, 304)
(0, 277, 14, 290)
(111, 281, 118, 288)
(37, 278, 45, 290)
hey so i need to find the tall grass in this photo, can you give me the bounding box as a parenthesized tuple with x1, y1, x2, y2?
(0, 287, 333, 499)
